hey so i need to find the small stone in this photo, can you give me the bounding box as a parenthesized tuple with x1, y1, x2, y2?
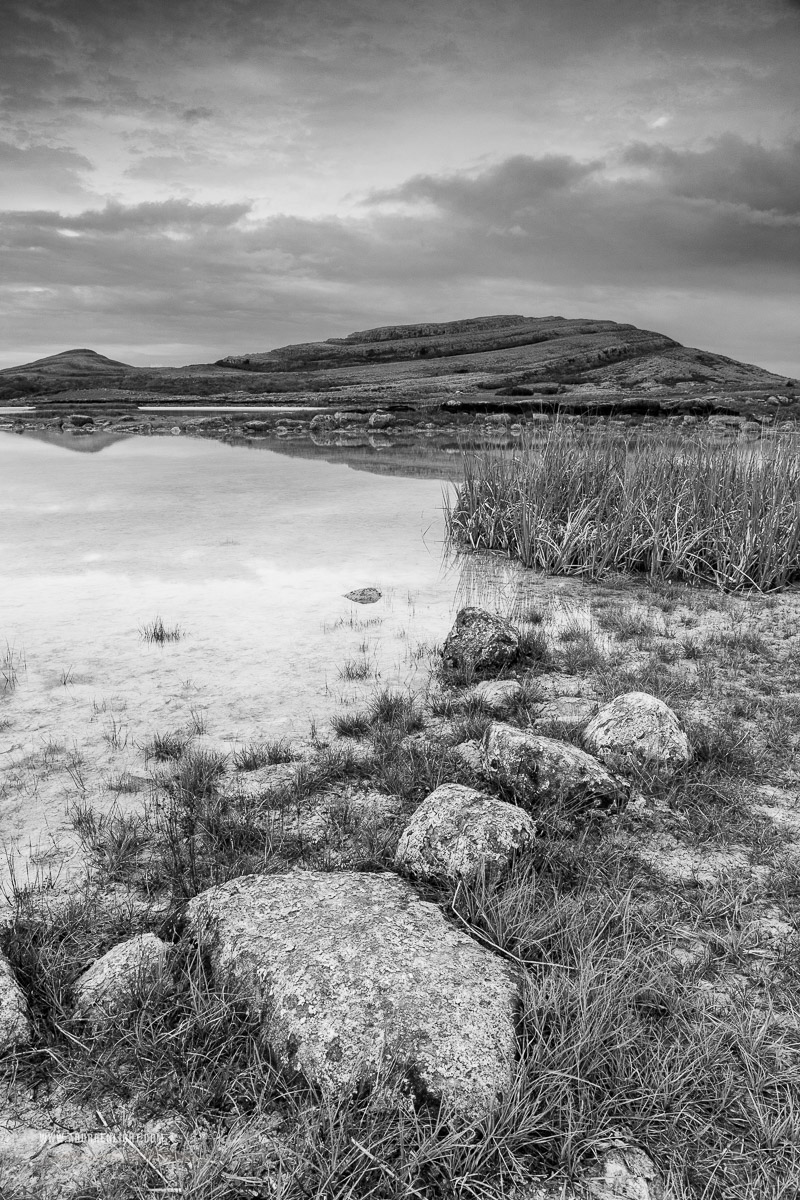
(395, 783, 535, 882)
(73, 933, 170, 1021)
(344, 587, 382, 604)
(583, 692, 690, 769)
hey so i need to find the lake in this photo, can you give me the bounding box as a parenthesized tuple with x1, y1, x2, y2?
(0, 429, 550, 891)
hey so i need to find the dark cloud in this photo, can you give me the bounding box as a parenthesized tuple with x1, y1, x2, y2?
(624, 136, 800, 216)
(370, 156, 604, 221)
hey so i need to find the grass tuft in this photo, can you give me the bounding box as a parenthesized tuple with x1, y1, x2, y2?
(139, 616, 182, 644)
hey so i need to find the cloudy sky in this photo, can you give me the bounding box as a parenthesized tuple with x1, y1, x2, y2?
(2, 0, 799, 373)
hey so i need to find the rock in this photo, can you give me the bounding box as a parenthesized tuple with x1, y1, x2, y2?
(368, 410, 395, 428)
(186, 871, 519, 1118)
(534, 697, 599, 733)
(463, 679, 523, 715)
(170, 426, 181, 435)
(310, 412, 335, 430)
(344, 587, 382, 604)
(442, 607, 520, 673)
(395, 783, 535, 882)
(68, 414, 94, 427)
(583, 1141, 665, 1199)
(582, 692, 690, 768)
(452, 739, 483, 773)
(0, 952, 30, 1049)
(72, 934, 169, 1020)
(244, 419, 270, 432)
(481, 722, 628, 813)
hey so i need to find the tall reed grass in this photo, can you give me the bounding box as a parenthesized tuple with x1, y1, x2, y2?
(445, 424, 800, 592)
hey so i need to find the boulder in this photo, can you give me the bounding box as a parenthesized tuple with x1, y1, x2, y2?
(186, 871, 519, 1118)
(442, 608, 520, 673)
(344, 587, 382, 604)
(68, 414, 94, 427)
(463, 679, 523, 715)
(395, 783, 535, 882)
(583, 692, 690, 769)
(368, 411, 395, 429)
(481, 723, 628, 813)
(72, 933, 170, 1020)
(0, 952, 30, 1050)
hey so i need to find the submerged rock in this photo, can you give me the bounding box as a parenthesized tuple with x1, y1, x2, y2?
(395, 783, 535, 882)
(481, 722, 628, 813)
(583, 692, 690, 769)
(443, 607, 520, 673)
(186, 871, 519, 1118)
(344, 587, 382, 604)
(0, 952, 30, 1050)
(73, 933, 170, 1021)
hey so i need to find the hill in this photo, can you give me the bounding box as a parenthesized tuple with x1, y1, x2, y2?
(2, 316, 796, 410)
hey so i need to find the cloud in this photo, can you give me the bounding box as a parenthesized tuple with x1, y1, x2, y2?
(623, 136, 800, 216)
(0, 140, 94, 205)
(1, 136, 798, 370)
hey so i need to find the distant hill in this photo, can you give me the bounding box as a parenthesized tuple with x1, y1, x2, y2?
(4, 348, 133, 375)
(2, 316, 796, 407)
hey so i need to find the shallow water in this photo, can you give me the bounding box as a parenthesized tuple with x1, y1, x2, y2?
(0, 430, 551, 887)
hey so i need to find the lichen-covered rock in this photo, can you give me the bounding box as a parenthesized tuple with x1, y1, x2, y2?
(0, 952, 30, 1049)
(583, 692, 690, 768)
(481, 723, 628, 812)
(442, 608, 520, 673)
(185, 871, 519, 1118)
(73, 934, 169, 1020)
(368, 411, 395, 428)
(395, 783, 535, 882)
(463, 679, 523, 714)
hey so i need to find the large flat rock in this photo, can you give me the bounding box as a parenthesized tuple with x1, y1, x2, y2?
(186, 871, 519, 1118)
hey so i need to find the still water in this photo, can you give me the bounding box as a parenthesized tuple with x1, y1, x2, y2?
(0, 430, 545, 885)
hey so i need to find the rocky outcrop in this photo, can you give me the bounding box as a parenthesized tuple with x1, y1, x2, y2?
(0, 952, 30, 1050)
(443, 608, 520, 673)
(394, 783, 535, 882)
(583, 692, 690, 768)
(481, 723, 628, 813)
(185, 871, 519, 1118)
(72, 933, 170, 1020)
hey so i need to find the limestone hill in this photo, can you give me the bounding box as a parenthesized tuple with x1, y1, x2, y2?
(2, 316, 796, 410)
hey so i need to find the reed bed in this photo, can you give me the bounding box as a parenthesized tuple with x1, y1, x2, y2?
(445, 424, 800, 592)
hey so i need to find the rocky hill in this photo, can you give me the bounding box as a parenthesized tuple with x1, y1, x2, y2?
(2, 315, 796, 411)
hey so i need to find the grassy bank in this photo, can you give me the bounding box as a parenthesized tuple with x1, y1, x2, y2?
(445, 424, 800, 592)
(2, 576, 800, 1198)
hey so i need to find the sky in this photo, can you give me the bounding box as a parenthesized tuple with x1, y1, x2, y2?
(1, 0, 799, 374)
